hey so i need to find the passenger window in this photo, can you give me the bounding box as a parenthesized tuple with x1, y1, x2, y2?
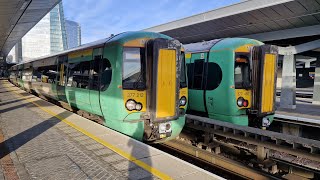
(192, 60, 205, 89)
(41, 65, 58, 84)
(33, 67, 42, 82)
(100, 59, 112, 91)
(180, 56, 187, 88)
(187, 63, 194, 88)
(67, 63, 82, 88)
(80, 61, 90, 89)
(18, 70, 22, 78)
(90, 56, 101, 91)
(57, 56, 68, 86)
(206, 62, 222, 90)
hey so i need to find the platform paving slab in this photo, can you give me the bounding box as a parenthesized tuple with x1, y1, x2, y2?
(0, 80, 223, 180)
(0, 81, 157, 180)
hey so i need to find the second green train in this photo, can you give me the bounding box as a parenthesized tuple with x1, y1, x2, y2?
(184, 38, 278, 128)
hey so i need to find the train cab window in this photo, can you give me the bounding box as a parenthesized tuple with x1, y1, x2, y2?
(67, 63, 82, 88)
(234, 54, 250, 89)
(206, 62, 222, 90)
(180, 55, 187, 88)
(100, 59, 112, 91)
(122, 48, 145, 90)
(192, 59, 205, 89)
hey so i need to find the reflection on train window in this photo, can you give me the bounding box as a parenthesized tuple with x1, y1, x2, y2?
(206, 62, 222, 90)
(32, 67, 42, 82)
(192, 60, 205, 89)
(67, 61, 92, 89)
(67, 63, 82, 88)
(33, 65, 58, 84)
(100, 59, 112, 91)
(43, 65, 58, 83)
(57, 56, 68, 86)
(22, 68, 33, 82)
(18, 71, 22, 78)
(80, 61, 90, 89)
(234, 54, 250, 89)
(122, 48, 145, 89)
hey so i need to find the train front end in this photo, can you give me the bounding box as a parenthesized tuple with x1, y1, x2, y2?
(121, 35, 187, 142)
(234, 44, 278, 128)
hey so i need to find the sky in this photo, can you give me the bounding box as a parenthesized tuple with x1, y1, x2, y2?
(63, 0, 241, 44)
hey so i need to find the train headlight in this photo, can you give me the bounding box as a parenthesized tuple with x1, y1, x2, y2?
(135, 103, 142, 111)
(179, 96, 187, 106)
(126, 100, 136, 111)
(237, 97, 244, 107)
(159, 122, 172, 134)
(237, 97, 249, 107)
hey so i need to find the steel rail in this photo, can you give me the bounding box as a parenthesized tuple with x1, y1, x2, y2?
(163, 139, 280, 180)
(185, 114, 320, 171)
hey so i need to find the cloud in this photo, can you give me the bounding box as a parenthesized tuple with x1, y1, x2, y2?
(63, 0, 241, 44)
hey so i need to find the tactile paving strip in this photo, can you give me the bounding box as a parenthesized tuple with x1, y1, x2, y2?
(0, 129, 19, 180)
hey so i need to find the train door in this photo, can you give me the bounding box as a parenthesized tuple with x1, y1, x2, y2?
(146, 38, 181, 121)
(251, 45, 278, 117)
(89, 48, 103, 116)
(188, 52, 207, 112)
(57, 55, 68, 102)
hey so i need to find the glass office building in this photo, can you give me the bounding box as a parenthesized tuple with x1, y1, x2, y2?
(7, 2, 67, 63)
(65, 20, 81, 49)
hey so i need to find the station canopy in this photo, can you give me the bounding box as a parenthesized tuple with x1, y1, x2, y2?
(144, 0, 320, 46)
(0, 0, 61, 56)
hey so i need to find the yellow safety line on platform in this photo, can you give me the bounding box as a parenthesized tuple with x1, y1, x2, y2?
(2, 82, 172, 180)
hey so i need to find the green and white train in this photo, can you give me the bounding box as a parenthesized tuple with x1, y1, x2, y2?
(184, 38, 278, 128)
(9, 31, 188, 143)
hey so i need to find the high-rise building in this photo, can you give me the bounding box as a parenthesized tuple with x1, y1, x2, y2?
(65, 20, 81, 49)
(7, 2, 67, 63)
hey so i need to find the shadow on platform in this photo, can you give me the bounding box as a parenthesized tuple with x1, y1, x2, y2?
(0, 97, 33, 107)
(127, 123, 152, 179)
(0, 99, 58, 114)
(0, 111, 70, 159)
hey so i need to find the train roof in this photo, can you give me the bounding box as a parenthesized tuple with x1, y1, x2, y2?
(184, 38, 265, 53)
(184, 39, 222, 53)
(12, 31, 170, 68)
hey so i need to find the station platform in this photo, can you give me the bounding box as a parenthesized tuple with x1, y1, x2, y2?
(275, 97, 320, 125)
(276, 88, 313, 97)
(0, 80, 222, 180)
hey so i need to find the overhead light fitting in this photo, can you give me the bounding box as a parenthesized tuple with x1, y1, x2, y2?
(20, 1, 30, 10)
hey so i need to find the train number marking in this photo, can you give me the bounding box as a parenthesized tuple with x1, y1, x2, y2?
(237, 91, 250, 96)
(127, 93, 144, 98)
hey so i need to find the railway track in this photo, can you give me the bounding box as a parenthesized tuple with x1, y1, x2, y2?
(43, 91, 320, 179)
(179, 114, 320, 179)
(271, 115, 320, 141)
(21, 84, 320, 178)
(156, 139, 281, 180)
